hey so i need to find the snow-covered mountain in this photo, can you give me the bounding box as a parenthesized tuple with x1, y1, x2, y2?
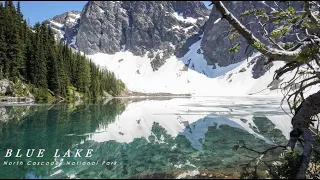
(44, 10, 81, 49)
(44, 1, 319, 97)
(86, 39, 279, 96)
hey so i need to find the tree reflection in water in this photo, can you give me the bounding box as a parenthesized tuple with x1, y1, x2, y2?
(0, 98, 289, 179)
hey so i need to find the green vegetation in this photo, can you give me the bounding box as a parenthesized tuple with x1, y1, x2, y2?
(228, 42, 241, 53)
(270, 26, 291, 38)
(0, 1, 125, 102)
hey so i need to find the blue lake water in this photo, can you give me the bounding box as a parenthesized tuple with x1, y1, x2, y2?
(0, 97, 292, 179)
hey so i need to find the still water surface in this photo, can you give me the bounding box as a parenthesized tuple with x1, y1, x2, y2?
(0, 97, 292, 179)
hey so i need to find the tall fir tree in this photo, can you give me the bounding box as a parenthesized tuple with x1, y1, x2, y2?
(0, 2, 7, 78)
(4, 1, 23, 80)
(0, 29, 7, 79)
(32, 23, 47, 88)
(4, 1, 15, 11)
(56, 43, 68, 97)
(46, 28, 60, 95)
(20, 19, 30, 78)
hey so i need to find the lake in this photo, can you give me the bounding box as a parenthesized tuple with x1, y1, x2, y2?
(0, 96, 292, 179)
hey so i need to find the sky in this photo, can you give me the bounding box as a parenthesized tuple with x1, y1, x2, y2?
(19, 1, 87, 26)
(13, 1, 212, 26)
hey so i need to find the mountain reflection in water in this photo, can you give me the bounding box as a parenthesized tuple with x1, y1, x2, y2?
(0, 97, 292, 179)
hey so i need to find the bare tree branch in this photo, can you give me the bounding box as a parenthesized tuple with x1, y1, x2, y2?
(305, 1, 320, 25)
(212, 1, 320, 63)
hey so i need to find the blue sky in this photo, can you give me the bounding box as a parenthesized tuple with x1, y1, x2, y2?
(19, 1, 88, 26)
(203, 1, 212, 8)
(14, 1, 212, 26)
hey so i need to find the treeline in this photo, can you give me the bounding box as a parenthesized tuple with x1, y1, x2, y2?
(0, 1, 125, 101)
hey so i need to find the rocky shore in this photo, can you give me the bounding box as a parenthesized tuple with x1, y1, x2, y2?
(0, 79, 35, 104)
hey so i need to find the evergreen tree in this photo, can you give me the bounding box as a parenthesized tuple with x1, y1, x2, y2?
(16, 1, 23, 34)
(7, 29, 23, 80)
(4, 1, 15, 12)
(0, 1, 125, 101)
(32, 23, 47, 88)
(4, 1, 23, 80)
(74, 51, 91, 96)
(0, 29, 7, 79)
(46, 28, 60, 95)
(26, 25, 35, 83)
(40, 23, 48, 59)
(24, 27, 32, 82)
(56, 43, 68, 97)
(20, 19, 30, 77)
(16, 1, 21, 17)
(0, 2, 7, 78)
(89, 61, 100, 99)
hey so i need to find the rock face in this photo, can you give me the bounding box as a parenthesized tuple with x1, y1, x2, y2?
(44, 10, 81, 49)
(44, 1, 210, 71)
(44, 1, 303, 79)
(76, 1, 210, 56)
(251, 55, 273, 79)
(0, 79, 35, 103)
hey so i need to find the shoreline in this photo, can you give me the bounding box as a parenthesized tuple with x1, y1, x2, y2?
(0, 87, 289, 106)
(0, 93, 285, 105)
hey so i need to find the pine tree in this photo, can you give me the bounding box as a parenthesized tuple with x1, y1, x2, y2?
(24, 27, 32, 82)
(63, 44, 72, 83)
(20, 19, 30, 77)
(32, 23, 47, 88)
(89, 61, 99, 99)
(4, 1, 15, 12)
(16, 2, 23, 33)
(40, 23, 48, 59)
(0, 29, 7, 79)
(4, 1, 23, 80)
(46, 28, 60, 95)
(56, 43, 68, 97)
(0, 2, 7, 79)
(26, 25, 35, 83)
(16, 1, 21, 16)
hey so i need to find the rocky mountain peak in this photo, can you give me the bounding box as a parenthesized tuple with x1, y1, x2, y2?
(44, 1, 210, 71)
(44, 10, 81, 49)
(49, 10, 81, 25)
(45, 1, 301, 74)
(41, 1, 309, 96)
(170, 1, 209, 18)
(76, 1, 210, 57)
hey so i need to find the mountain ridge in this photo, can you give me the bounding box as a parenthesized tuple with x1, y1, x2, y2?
(43, 1, 318, 97)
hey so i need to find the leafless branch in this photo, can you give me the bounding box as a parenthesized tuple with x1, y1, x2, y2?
(212, 1, 320, 63)
(305, 1, 320, 25)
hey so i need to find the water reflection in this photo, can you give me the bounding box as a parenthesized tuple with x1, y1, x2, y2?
(0, 97, 291, 179)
